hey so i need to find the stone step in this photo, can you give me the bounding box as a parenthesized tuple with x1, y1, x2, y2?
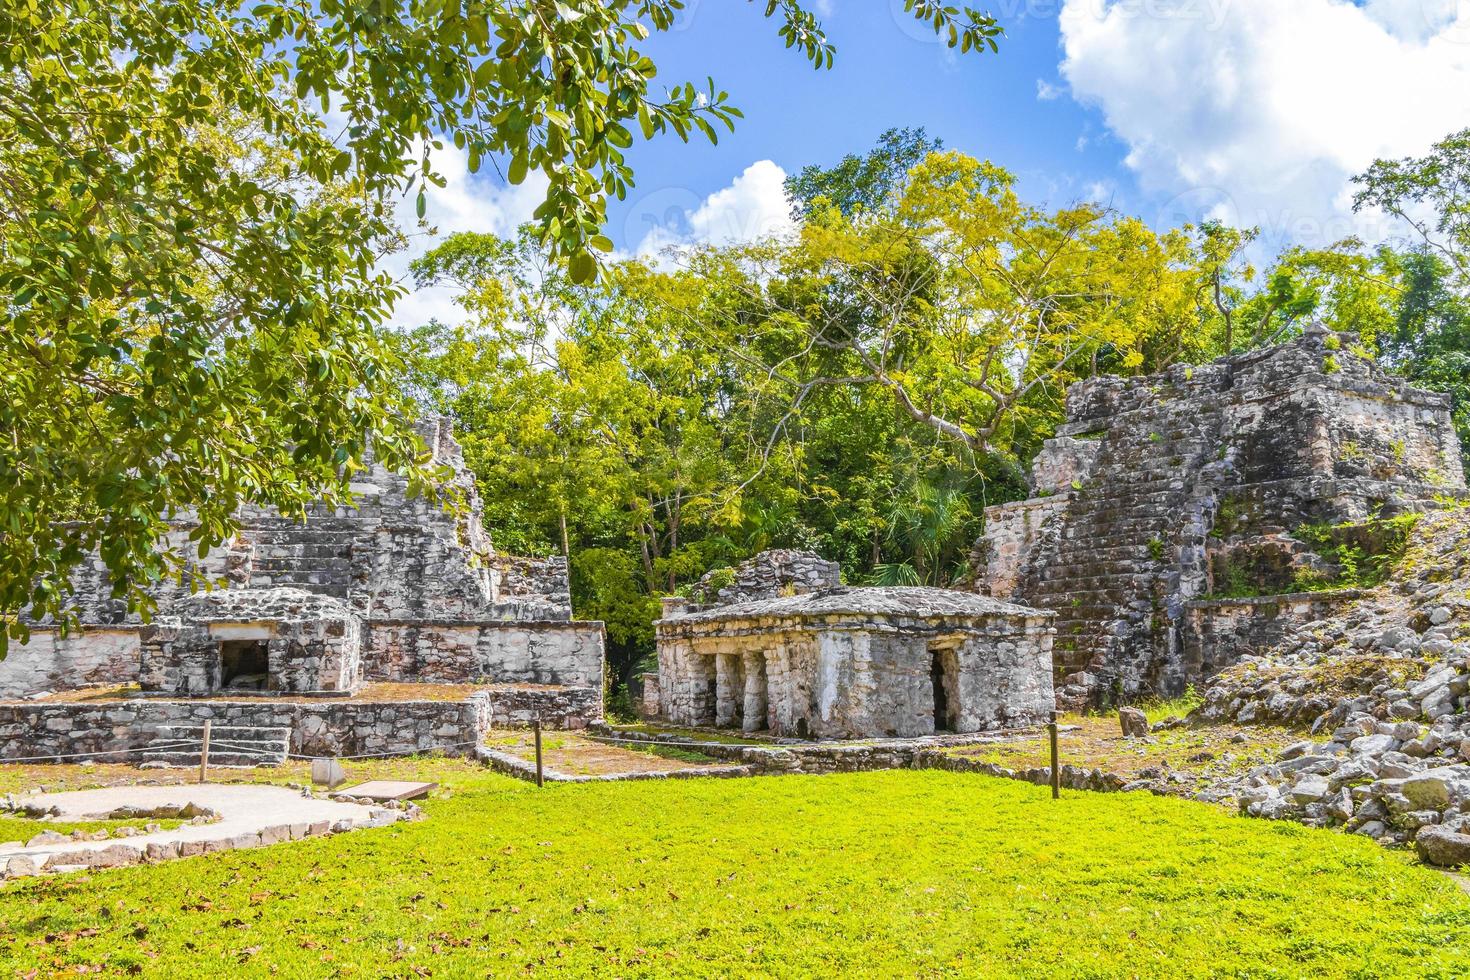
(155, 724, 291, 740)
(140, 749, 285, 768)
(143, 725, 291, 767)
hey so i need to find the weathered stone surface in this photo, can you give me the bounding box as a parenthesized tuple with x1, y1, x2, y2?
(656, 562, 1054, 740)
(1416, 825, 1470, 868)
(1402, 767, 1470, 810)
(1118, 707, 1149, 738)
(1289, 775, 1330, 804)
(974, 329, 1464, 708)
(74, 843, 143, 869)
(4, 855, 41, 878)
(687, 549, 840, 606)
(0, 417, 608, 761)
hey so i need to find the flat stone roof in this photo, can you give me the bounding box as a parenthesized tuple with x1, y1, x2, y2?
(664, 586, 1050, 625)
(168, 587, 358, 624)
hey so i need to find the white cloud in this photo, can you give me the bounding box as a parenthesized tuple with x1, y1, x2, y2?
(386, 154, 799, 323)
(630, 159, 798, 263)
(1037, 78, 1064, 101)
(1058, 0, 1470, 246)
(382, 143, 549, 329)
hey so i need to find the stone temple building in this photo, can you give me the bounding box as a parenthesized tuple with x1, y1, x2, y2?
(648, 551, 1055, 739)
(975, 325, 1466, 709)
(0, 419, 606, 763)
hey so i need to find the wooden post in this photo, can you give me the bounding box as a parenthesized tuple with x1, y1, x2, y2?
(533, 718, 544, 788)
(199, 719, 212, 785)
(1048, 710, 1060, 800)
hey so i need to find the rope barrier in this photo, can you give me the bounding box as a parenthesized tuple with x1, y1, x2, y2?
(584, 729, 1042, 752)
(204, 739, 289, 755)
(2, 738, 489, 766)
(0, 740, 200, 765)
(283, 739, 483, 761)
(586, 734, 768, 751)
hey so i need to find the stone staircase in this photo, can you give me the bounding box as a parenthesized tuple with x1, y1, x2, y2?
(142, 725, 292, 768)
(1027, 400, 1224, 702)
(234, 518, 360, 597)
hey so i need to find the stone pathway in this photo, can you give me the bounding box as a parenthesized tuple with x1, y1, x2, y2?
(1, 784, 400, 880)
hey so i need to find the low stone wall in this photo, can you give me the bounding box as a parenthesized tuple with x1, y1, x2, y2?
(0, 700, 476, 761)
(474, 686, 601, 730)
(913, 750, 1129, 793)
(473, 745, 754, 784)
(584, 727, 1100, 781)
(0, 630, 140, 699)
(0, 686, 602, 764)
(726, 742, 1130, 790)
(366, 621, 605, 689)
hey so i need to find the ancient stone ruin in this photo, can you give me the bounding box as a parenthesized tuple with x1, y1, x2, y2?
(0, 419, 606, 763)
(648, 551, 1055, 739)
(976, 324, 1466, 709)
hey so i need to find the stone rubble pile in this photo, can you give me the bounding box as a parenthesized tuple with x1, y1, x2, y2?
(1190, 509, 1470, 864)
(688, 550, 841, 606)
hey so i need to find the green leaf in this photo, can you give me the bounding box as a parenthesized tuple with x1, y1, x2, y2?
(568, 250, 597, 284)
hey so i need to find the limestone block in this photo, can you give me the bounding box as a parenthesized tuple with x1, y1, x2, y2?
(1118, 707, 1149, 738)
(1416, 825, 1470, 867)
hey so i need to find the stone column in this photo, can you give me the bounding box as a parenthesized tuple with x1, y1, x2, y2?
(741, 651, 768, 733)
(715, 653, 743, 728)
(662, 639, 717, 726)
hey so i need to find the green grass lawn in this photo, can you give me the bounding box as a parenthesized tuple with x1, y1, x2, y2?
(2, 765, 1468, 977)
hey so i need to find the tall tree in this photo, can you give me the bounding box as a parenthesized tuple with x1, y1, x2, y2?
(1353, 130, 1470, 470)
(1355, 128, 1470, 290)
(692, 152, 1214, 465)
(0, 0, 1001, 648)
(785, 127, 944, 219)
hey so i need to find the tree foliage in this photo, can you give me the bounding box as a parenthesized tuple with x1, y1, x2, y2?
(785, 126, 944, 219)
(0, 0, 999, 649)
(401, 130, 1470, 690)
(1355, 127, 1470, 292)
(693, 152, 1220, 464)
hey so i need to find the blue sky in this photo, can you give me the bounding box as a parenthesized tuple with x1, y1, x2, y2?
(390, 0, 1470, 327)
(606, 1, 1124, 249)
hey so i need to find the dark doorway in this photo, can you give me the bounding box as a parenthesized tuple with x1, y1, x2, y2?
(931, 651, 951, 732)
(220, 640, 269, 692)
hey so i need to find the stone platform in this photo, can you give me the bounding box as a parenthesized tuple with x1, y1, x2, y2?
(0, 684, 601, 764)
(1, 784, 398, 880)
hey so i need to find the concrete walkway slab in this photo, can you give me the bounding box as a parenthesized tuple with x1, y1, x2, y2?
(334, 780, 436, 801)
(2, 784, 399, 880)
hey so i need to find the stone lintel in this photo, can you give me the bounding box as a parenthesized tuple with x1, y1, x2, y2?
(207, 622, 277, 641)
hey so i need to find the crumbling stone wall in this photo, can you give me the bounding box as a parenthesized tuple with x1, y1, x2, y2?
(365, 621, 605, 688)
(6, 417, 604, 717)
(0, 685, 600, 763)
(0, 631, 139, 699)
(689, 549, 841, 605)
(223, 420, 499, 621)
(42, 418, 569, 627)
(976, 326, 1466, 708)
(488, 555, 573, 621)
